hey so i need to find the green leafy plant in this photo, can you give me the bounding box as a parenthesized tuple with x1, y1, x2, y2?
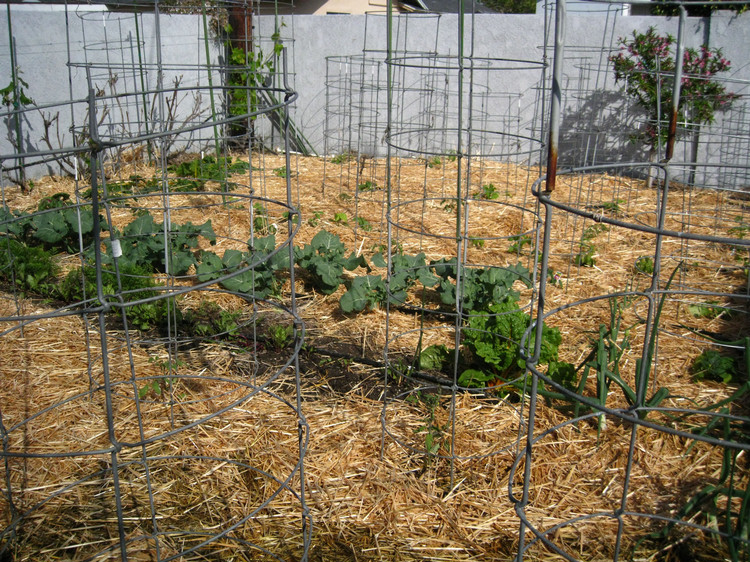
(610, 27, 737, 153)
(425, 156, 442, 168)
(634, 256, 654, 275)
(168, 154, 251, 191)
(574, 243, 597, 267)
(59, 263, 171, 331)
(430, 259, 530, 312)
(268, 323, 294, 350)
(590, 199, 624, 216)
(196, 234, 285, 298)
(294, 229, 366, 294)
(140, 355, 185, 400)
(273, 166, 289, 178)
(475, 183, 499, 200)
(182, 301, 240, 339)
(507, 234, 533, 255)
(469, 238, 485, 249)
(332, 212, 348, 225)
(330, 151, 357, 164)
(98, 211, 216, 276)
(356, 216, 372, 232)
(691, 349, 739, 383)
(688, 301, 729, 320)
(357, 180, 378, 192)
(339, 274, 386, 313)
(308, 210, 323, 227)
(0, 239, 57, 296)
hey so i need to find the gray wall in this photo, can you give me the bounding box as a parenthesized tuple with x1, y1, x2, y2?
(1, 4, 748, 184)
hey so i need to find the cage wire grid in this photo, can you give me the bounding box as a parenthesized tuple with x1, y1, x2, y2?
(1, 2, 310, 561)
(513, 1, 750, 561)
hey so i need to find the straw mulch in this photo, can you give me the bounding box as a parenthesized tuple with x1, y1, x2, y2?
(1, 152, 748, 561)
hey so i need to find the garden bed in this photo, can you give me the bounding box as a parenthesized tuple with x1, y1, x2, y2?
(1, 152, 748, 561)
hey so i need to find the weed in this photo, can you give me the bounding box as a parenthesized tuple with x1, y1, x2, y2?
(574, 243, 596, 267)
(357, 180, 378, 192)
(268, 323, 293, 350)
(470, 237, 485, 249)
(308, 210, 323, 227)
(330, 151, 357, 164)
(507, 234, 533, 255)
(356, 216, 372, 231)
(475, 183, 499, 200)
(333, 212, 348, 225)
(425, 156, 442, 168)
(635, 256, 654, 275)
(273, 166, 289, 178)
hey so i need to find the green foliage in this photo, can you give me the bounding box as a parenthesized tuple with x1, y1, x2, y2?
(273, 166, 289, 178)
(692, 349, 739, 383)
(99, 212, 216, 276)
(419, 344, 452, 372)
(168, 154, 251, 191)
(475, 183, 499, 200)
(295, 229, 366, 294)
(0, 75, 34, 107)
(635, 256, 654, 275)
(368, 251, 440, 307)
(181, 301, 240, 339)
(2, 197, 103, 254)
(60, 263, 171, 331)
(330, 151, 357, 164)
(0, 239, 57, 295)
(357, 180, 378, 192)
(461, 297, 562, 385)
(339, 274, 386, 313)
(574, 243, 597, 267)
(470, 238, 485, 249)
(507, 234, 533, 255)
(610, 27, 737, 150)
(308, 210, 323, 227)
(688, 301, 729, 320)
(355, 216, 372, 232)
(430, 258, 530, 312)
(332, 212, 348, 225)
(425, 156, 442, 169)
(481, 0, 536, 13)
(196, 234, 284, 298)
(268, 323, 293, 350)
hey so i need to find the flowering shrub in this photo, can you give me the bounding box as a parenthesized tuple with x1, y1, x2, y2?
(610, 27, 738, 150)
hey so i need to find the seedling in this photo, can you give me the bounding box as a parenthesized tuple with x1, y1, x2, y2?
(332, 212, 348, 225)
(357, 180, 378, 192)
(268, 324, 294, 350)
(273, 166, 289, 178)
(425, 156, 442, 168)
(308, 210, 323, 227)
(475, 183, 499, 200)
(355, 216, 372, 231)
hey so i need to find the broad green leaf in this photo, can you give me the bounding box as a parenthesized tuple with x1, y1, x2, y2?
(32, 212, 67, 244)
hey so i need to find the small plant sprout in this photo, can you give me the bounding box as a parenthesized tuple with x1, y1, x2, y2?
(308, 210, 323, 227)
(355, 216, 372, 232)
(268, 324, 294, 350)
(635, 256, 655, 275)
(273, 166, 289, 178)
(475, 183, 500, 200)
(333, 212, 348, 225)
(470, 237, 485, 249)
(425, 156, 442, 168)
(357, 180, 378, 192)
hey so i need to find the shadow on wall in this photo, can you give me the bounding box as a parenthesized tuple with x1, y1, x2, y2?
(557, 89, 650, 169)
